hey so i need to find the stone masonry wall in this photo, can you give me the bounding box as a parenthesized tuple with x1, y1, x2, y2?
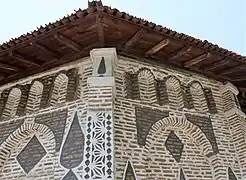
(114, 56, 246, 180)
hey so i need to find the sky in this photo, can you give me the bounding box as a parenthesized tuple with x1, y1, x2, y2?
(0, 0, 245, 55)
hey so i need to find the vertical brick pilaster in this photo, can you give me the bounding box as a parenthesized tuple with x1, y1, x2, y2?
(85, 48, 117, 180)
(220, 82, 246, 177)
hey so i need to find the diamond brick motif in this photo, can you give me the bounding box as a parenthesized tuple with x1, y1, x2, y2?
(165, 131, 184, 162)
(17, 135, 46, 174)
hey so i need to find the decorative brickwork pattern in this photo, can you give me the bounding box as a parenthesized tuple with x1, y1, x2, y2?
(179, 169, 186, 180)
(189, 81, 209, 112)
(50, 73, 68, 106)
(185, 114, 218, 153)
(166, 76, 184, 109)
(62, 169, 79, 180)
(26, 81, 43, 114)
(16, 135, 46, 174)
(2, 88, 21, 119)
(60, 112, 84, 169)
(35, 109, 67, 152)
(165, 131, 184, 162)
(39, 75, 54, 108)
(228, 167, 238, 180)
(123, 160, 136, 180)
(137, 68, 157, 103)
(84, 111, 114, 180)
(135, 106, 169, 146)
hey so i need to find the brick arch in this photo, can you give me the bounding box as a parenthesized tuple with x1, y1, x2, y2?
(165, 76, 184, 108)
(2, 88, 22, 119)
(50, 73, 68, 106)
(26, 81, 44, 114)
(0, 122, 55, 169)
(137, 68, 157, 103)
(145, 116, 213, 157)
(189, 81, 208, 112)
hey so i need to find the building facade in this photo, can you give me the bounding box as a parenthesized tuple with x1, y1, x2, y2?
(0, 1, 245, 180)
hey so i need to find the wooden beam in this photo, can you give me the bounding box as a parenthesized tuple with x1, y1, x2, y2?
(204, 59, 228, 71)
(219, 64, 245, 76)
(30, 42, 61, 59)
(184, 52, 211, 68)
(168, 46, 192, 61)
(145, 39, 170, 55)
(97, 14, 105, 47)
(124, 29, 144, 50)
(54, 32, 81, 52)
(231, 77, 246, 82)
(9, 51, 40, 67)
(0, 62, 20, 72)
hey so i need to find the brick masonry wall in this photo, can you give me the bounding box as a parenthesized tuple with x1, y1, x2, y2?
(0, 57, 93, 180)
(114, 56, 245, 180)
(0, 49, 245, 180)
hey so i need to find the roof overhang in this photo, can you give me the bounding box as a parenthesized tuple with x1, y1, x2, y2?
(0, 5, 245, 90)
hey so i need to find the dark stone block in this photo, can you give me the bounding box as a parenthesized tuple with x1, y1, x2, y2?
(62, 169, 78, 180)
(204, 88, 217, 114)
(165, 131, 184, 163)
(135, 106, 169, 146)
(97, 57, 106, 75)
(66, 68, 79, 102)
(124, 161, 136, 180)
(182, 85, 194, 109)
(185, 114, 218, 153)
(124, 72, 140, 100)
(39, 75, 55, 109)
(35, 109, 67, 151)
(228, 167, 237, 180)
(180, 169, 186, 180)
(16, 135, 46, 174)
(0, 89, 10, 119)
(60, 112, 84, 169)
(16, 84, 30, 116)
(0, 119, 24, 145)
(156, 80, 168, 105)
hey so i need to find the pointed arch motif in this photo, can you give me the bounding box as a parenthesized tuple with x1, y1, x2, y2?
(137, 68, 157, 103)
(50, 73, 68, 106)
(166, 76, 184, 109)
(123, 160, 137, 180)
(189, 81, 208, 112)
(146, 116, 213, 157)
(26, 81, 43, 114)
(0, 122, 55, 169)
(2, 88, 21, 119)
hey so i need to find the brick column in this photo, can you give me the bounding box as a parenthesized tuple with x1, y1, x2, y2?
(83, 48, 117, 180)
(220, 82, 246, 178)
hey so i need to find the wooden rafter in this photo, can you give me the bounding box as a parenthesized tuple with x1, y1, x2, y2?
(97, 14, 105, 47)
(31, 42, 61, 59)
(168, 46, 192, 61)
(54, 32, 81, 52)
(124, 29, 144, 51)
(9, 51, 40, 67)
(0, 62, 20, 72)
(145, 39, 170, 55)
(184, 52, 211, 68)
(219, 64, 245, 76)
(204, 59, 228, 71)
(231, 77, 246, 82)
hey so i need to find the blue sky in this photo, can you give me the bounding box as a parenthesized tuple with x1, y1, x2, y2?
(0, 0, 245, 55)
